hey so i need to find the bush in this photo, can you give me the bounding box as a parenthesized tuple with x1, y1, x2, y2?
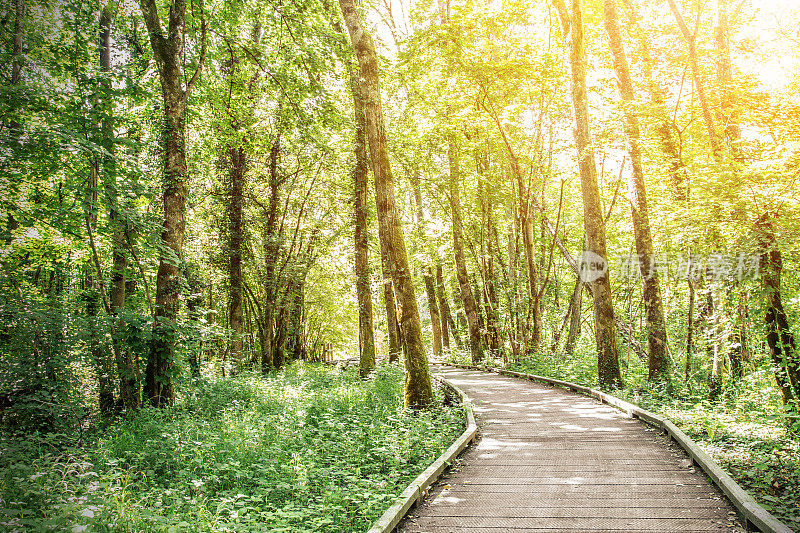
(0, 362, 464, 532)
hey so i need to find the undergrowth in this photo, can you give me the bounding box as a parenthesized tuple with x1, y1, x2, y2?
(0, 362, 465, 532)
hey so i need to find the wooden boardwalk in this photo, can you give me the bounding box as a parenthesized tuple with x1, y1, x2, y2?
(399, 366, 743, 533)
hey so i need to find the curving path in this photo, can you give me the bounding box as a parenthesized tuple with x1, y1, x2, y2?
(399, 366, 743, 533)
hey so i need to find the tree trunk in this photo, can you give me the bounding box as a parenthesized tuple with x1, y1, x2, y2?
(757, 214, 800, 406)
(436, 264, 458, 350)
(565, 278, 583, 356)
(603, 0, 669, 383)
(621, 0, 688, 202)
(339, 0, 433, 407)
(707, 289, 722, 400)
(515, 162, 542, 353)
(686, 276, 695, 382)
(349, 61, 376, 377)
(423, 267, 443, 359)
(382, 274, 402, 362)
(449, 141, 484, 362)
(139, 0, 206, 407)
(714, 0, 743, 161)
(85, 167, 116, 416)
(100, 7, 140, 413)
(728, 296, 747, 380)
(666, 0, 723, 159)
(227, 142, 245, 364)
(261, 136, 282, 372)
(555, 0, 622, 388)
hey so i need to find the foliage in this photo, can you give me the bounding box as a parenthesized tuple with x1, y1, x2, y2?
(0, 362, 465, 532)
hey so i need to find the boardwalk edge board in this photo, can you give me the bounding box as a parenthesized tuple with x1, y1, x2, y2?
(366, 374, 478, 533)
(449, 363, 793, 533)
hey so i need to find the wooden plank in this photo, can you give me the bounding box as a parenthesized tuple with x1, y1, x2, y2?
(403, 526, 732, 533)
(419, 507, 733, 519)
(401, 515, 736, 531)
(426, 495, 726, 508)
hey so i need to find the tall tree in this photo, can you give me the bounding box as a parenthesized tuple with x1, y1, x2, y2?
(554, 0, 622, 388)
(423, 267, 443, 358)
(757, 214, 800, 408)
(436, 264, 455, 350)
(713, 0, 742, 161)
(666, 0, 723, 159)
(448, 140, 484, 363)
(621, 0, 688, 202)
(100, 6, 140, 413)
(338, 0, 433, 407)
(138, 0, 207, 407)
(348, 61, 376, 377)
(222, 19, 262, 368)
(602, 0, 668, 383)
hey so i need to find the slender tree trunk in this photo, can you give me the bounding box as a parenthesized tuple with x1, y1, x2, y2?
(382, 271, 402, 362)
(7, 0, 24, 139)
(423, 267, 443, 358)
(339, 0, 433, 407)
(260, 136, 281, 372)
(686, 276, 695, 382)
(707, 289, 723, 400)
(565, 278, 583, 356)
(714, 0, 742, 161)
(621, 0, 688, 202)
(515, 165, 542, 353)
(449, 141, 484, 362)
(555, 0, 622, 387)
(11, 0, 24, 87)
(436, 264, 458, 350)
(478, 150, 500, 356)
(227, 141, 245, 364)
(2, 0, 25, 241)
(139, 0, 206, 407)
(349, 62, 376, 377)
(411, 167, 425, 223)
(666, 0, 723, 159)
(757, 214, 800, 406)
(100, 7, 139, 413)
(506, 194, 522, 359)
(603, 0, 669, 383)
(728, 296, 747, 380)
(224, 23, 262, 369)
(85, 167, 116, 415)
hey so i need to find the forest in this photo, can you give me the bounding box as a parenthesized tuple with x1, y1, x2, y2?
(1, 0, 799, 530)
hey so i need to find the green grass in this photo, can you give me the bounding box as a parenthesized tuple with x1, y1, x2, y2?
(0, 362, 465, 532)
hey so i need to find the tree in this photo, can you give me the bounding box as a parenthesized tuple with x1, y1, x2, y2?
(423, 266, 443, 359)
(757, 214, 800, 409)
(338, 0, 433, 407)
(138, 0, 207, 407)
(554, 0, 622, 388)
(666, 0, 723, 159)
(99, 6, 140, 414)
(348, 60, 376, 377)
(448, 140, 485, 363)
(602, 0, 668, 383)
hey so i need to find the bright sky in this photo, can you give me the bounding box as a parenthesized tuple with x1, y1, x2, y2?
(371, 0, 799, 92)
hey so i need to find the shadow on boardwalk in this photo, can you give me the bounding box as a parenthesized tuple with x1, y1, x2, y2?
(400, 366, 744, 533)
